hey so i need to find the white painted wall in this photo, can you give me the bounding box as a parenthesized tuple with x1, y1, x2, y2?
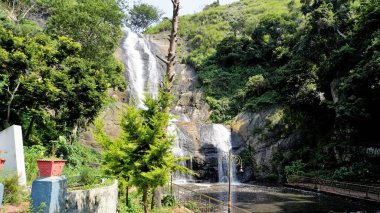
(0, 125, 27, 185)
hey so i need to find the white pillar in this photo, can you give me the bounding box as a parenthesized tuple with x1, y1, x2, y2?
(0, 125, 27, 185)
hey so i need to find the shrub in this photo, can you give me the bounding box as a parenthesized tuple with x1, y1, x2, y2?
(0, 174, 25, 205)
(184, 201, 199, 213)
(284, 160, 305, 178)
(332, 167, 355, 181)
(161, 194, 176, 207)
(24, 145, 47, 183)
(263, 173, 278, 182)
(78, 167, 98, 186)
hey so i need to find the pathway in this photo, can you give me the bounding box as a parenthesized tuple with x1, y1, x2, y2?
(286, 176, 380, 203)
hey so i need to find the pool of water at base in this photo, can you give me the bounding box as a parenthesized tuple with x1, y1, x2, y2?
(180, 183, 380, 213)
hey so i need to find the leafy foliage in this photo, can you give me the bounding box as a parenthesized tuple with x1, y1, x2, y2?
(0, 173, 26, 205)
(284, 160, 306, 177)
(161, 194, 176, 207)
(24, 145, 46, 182)
(97, 90, 190, 209)
(24, 137, 101, 183)
(0, 0, 125, 147)
(128, 2, 163, 33)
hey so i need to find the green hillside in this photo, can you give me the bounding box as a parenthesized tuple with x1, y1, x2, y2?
(147, 0, 299, 68)
(148, 0, 380, 183)
(148, 0, 301, 121)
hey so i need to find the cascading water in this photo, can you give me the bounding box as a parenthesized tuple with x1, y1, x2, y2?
(201, 124, 238, 183)
(169, 120, 194, 183)
(121, 28, 160, 108)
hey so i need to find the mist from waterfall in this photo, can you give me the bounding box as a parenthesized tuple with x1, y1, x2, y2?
(121, 28, 160, 108)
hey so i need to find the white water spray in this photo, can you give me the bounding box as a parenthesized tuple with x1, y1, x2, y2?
(121, 28, 160, 108)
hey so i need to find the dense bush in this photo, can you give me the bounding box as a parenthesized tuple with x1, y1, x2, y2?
(0, 0, 125, 149)
(161, 194, 176, 207)
(284, 160, 306, 178)
(24, 145, 47, 182)
(0, 174, 26, 205)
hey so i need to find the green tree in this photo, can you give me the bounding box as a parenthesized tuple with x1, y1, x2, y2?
(46, 0, 125, 88)
(0, 19, 119, 145)
(98, 92, 188, 213)
(129, 2, 163, 32)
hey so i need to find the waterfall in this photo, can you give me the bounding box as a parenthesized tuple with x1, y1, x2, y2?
(201, 124, 238, 183)
(169, 119, 194, 183)
(121, 28, 160, 108)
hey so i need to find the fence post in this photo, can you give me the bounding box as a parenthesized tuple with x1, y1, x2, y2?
(365, 187, 369, 199)
(170, 175, 173, 195)
(208, 197, 211, 213)
(177, 185, 179, 202)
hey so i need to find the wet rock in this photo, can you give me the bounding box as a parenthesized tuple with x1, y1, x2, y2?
(231, 110, 301, 182)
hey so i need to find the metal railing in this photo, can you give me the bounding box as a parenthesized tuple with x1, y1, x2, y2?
(287, 175, 380, 202)
(163, 183, 251, 213)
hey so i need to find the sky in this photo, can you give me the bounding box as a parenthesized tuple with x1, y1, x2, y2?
(130, 0, 239, 17)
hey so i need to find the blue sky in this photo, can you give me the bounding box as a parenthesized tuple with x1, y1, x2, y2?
(130, 0, 239, 17)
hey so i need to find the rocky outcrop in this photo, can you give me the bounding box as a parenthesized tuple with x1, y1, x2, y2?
(172, 64, 211, 122)
(148, 33, 211, 122)
(80, 100, 124, 151)
(232, 109, 300, 182)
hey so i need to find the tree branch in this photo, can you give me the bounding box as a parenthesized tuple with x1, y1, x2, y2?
(20, 3, 35, 21)
(156, 55, 169, 65)
(6, 80, 21, 126)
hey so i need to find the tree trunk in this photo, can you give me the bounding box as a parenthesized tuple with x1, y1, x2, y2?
(143, 188, 149, 213)
(24, 114, 36, 145)
(154, 188, 162, 209)
(157, 0, 180, 94)
(6, 81, 21, 127)
(151, 191, 155, 210)
(126, 186, 129, 207)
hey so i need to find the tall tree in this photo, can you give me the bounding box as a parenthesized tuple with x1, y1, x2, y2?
(157, 0, 180, 93)
(97, 93, 189, 213)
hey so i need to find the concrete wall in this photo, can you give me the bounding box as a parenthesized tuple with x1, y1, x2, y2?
(65, 180, 118, 213)
(0, 125, 27, 185)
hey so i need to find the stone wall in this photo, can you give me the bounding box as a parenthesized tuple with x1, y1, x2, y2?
(65, 180, 118, 213)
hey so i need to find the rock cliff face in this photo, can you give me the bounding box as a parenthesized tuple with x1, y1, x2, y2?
(231, 109, 300, 182)
(147, 34, 211, 122)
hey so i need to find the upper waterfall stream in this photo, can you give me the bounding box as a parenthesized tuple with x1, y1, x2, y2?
(121, 28, 160, 108)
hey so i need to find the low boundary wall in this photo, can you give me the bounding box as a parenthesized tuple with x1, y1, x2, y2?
(65, 180, 118, 213)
